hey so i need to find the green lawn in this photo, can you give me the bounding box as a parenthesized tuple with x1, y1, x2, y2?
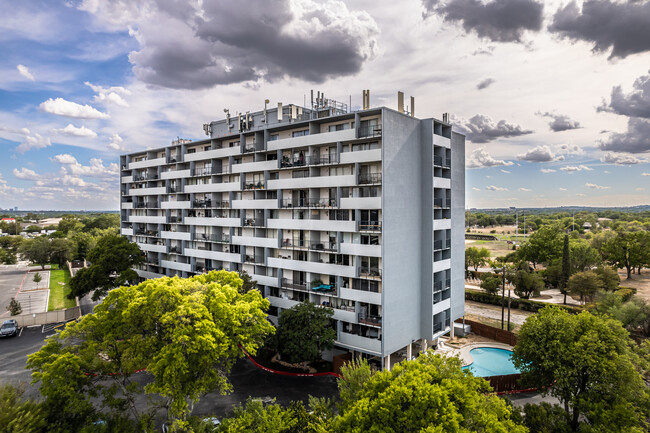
(48, 268, 76, 311)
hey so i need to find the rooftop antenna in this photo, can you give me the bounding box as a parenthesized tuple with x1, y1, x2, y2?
(224, 109, 232, 130)
(263, 99, 269, 123)
(397, 91, 404, 113)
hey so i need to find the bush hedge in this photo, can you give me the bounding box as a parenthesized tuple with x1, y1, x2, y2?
(465, 289, 582, 314)
(615, 287, 636, 302)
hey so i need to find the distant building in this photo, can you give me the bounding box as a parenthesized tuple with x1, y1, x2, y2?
(2, 218, 16, 223)
(119, 95, 466, 370)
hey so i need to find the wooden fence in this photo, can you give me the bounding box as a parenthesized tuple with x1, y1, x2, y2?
(455, 318, 518, 346)
(485, 373, 523, 393)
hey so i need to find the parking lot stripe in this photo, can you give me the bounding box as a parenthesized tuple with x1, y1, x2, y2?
(18, 327, 23, 337)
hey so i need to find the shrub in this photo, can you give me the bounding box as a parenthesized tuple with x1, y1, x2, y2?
(614, 288, 635, 302)
(7, 298, 22, 316)
(465, 289, 581, 314)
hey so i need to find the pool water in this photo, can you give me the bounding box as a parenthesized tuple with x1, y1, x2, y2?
(462, 347, 520, 377)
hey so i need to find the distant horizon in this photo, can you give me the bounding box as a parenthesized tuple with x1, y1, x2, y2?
(2, 204, 649, 214)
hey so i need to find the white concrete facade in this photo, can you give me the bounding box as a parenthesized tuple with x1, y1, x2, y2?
(120, 103, 465, 367)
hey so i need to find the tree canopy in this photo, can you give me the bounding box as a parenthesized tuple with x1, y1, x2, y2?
(27, 270, 274, 432)
(465, 247, 491, 273)
(512, 306, 648, 432)
(276, 301, 336, 364)
(334, 354, 527, 432)
(68, 234, 143, 300)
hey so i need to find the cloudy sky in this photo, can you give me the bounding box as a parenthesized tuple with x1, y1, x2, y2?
(0, 0, 649, 211)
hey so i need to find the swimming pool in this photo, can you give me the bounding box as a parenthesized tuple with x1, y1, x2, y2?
(462, 347, 520, 377)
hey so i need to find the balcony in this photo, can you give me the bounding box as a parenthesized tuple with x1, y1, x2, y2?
(129, 157, 166, 169)
(194, 233, 230, 243)
(280, 198, 336, 209)
(244, 181, 265, 191)
(358, 173, 382, 185)
(231, 199, 278, 209)
(184, 216, 240, 227)
(184, 248, 240, 263)
(243, 218, 264, 227)
(339, 242, 381, 257)
(191, 168, 213, 177)
(161, 200, 191, 209)
(129, 215, 166, 224)
(185, 182, 239, 193)
(268, 257, 356, 278)
(280, 154, 339, 168)
(244, 255, 265, 265)
(161, 231, 191, 241)
(358, 125, 381, 138)
(129, 186, 167, 196)
(121, 228, 133, 236)
(358, 221, 382, 232)
(433, 279, 452, 292)
(134, 230, 159, 237)
(337, 332, 381, 354)
(133, 201, 159, 209)
(184, 146, 240, 162)
(359, 315, 382, 328)
(359, 266, 381, 279)
(281, 239, 337, 252)
(232, 235, 277, 249)
(169, 216, 182, 224)
(266, 218, 356, 232)
(160, 260, 192, 273)
(231, 160, 277, 174)
(433, 155, 451, 169)
(138, 242, 167, 253)
(267, 174, 356, 190)
(434, 198, 452, 209)
(192, 200, 230, 209)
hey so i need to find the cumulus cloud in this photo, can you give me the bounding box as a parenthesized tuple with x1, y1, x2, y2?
(557, 144, 584, 155)
(598, 70, 650, 119)
(466, 146, 514, 168)
(585, 182, 609, 190)
(453, 114, 533, 143)
(536, 111, 581, 131)
(13, 167, 40, 180)
(560, 165, 593, 172)
(559, 187, 567, 191)
(500, 169, 510, 173)
(472, 46, 495, 56)
(422, 0, 544, 43)
(486, 185, 508, 191)
(16, 133, 51, 153)
(39, 98, 109, 119)
(549, 1, 650, 59)
(0, 173, 24, 197)
(52, 154, 119, 178)
(643, 173, 650, 177)
(107, 134, 125, 151)
(85, 81, 130, 107)
(600, 152, 646, 165)
(477, 78, 495, 90)
(80, 0, 380, 89)
(53, 124, 98, 138)
(16, 64, 34, 80)
(519, 187, 531, 192)
(517, 145, 555, 162)
(599, 118, 650, 154)
(472, 187, 481, 191)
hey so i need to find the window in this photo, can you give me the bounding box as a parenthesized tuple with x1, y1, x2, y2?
(328, 123, 350, 132)
(269, 134, 279, 141)
(361, 234, 380, 245)
(292, 130, 309, 137)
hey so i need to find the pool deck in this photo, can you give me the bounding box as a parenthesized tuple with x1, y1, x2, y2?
(446, 341, 514, 367)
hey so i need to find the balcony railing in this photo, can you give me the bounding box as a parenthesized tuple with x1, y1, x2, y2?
(279, 154, 339, 168)
(196, 233, 230, 243)
(434, 279, 452, 292)
(244, 182, 265, 190)
(434, 198, 451, 209)
(281, 239, 337, 252)
(192, 168, 212, 176)
(359, 315, 382, 327)
(169, 216, 182, 224)
(280, 198, 336, 208)
(359, 266, 381, 278)
(281, 278, 308, 292)
(135, 230, 159, 237)
(134, 201, 159, 209)
(243, 145, 256, 153)
(358, 125, 382, 138)
(433, 155, 452, 168)
(358, 221, 382, 231)
(244, 219, 264, 227)
(359, 173, 382, 184)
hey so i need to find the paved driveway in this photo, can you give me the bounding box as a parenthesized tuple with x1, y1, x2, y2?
(0, 264, 30, 319)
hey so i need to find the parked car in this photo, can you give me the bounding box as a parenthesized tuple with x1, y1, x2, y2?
(0, 319, 18, 337)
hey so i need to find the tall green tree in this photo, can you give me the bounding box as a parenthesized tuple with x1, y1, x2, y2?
(19, 237, 51, 269)
(0, 383, 47, 433)
(602, 231, 644, 279)
(566, 271, 600, 304)
(519, 224, 563, 268)
(512, 269, 544, 299)
(512, 307, 648, 432)
(28, 271, 274, 431)
(334, 354, 527, 432)
(561, 234, 570, 304)
(276, 302, 336, 364)
(68, 234, 143, 300)
(465, 247, 491, 272)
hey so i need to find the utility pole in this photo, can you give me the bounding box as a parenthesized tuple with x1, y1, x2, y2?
(500, 265, 506, 330)
(507, 288, 512, 332)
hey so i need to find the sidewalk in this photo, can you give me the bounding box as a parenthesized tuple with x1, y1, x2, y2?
(466, 282, 582, 306)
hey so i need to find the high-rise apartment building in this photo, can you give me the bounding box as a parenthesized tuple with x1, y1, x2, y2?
(120, 96, 465, 369)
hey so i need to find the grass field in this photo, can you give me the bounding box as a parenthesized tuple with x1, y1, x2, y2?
(48, 268, 76, 311)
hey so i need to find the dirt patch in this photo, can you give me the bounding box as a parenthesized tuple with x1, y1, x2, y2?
(618, 269, 650, 302)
